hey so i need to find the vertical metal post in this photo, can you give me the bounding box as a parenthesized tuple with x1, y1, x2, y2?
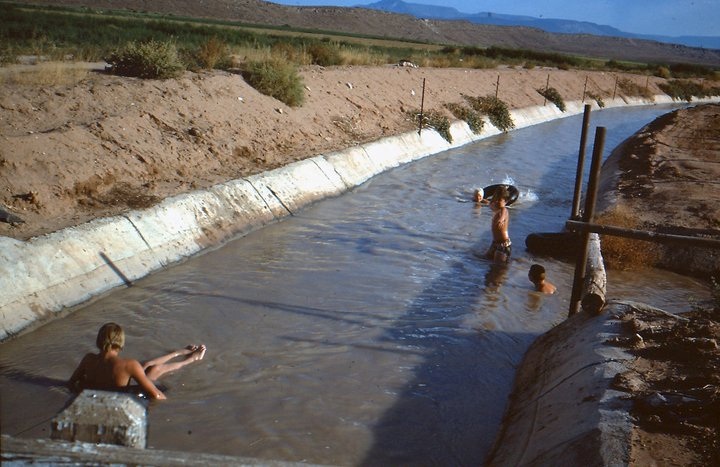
(582, 76, 588, 102)
(418, 78, 426, 136)
(495, 74, 500, 99)
(543, 73, 550, 105)
(612, 75, 618, 100)
(571, 104, 592, 220)
(569, 126, 606, 316)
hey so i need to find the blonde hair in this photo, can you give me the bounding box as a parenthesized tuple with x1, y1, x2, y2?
(96, 322, 125, 352)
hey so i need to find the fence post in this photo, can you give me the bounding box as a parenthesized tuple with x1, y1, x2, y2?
(495, 74, 500, 99)
(612, 75, 618, 100)
(543, 73, 550, 105)
(569, 126, 606, 316)
(571, 104, 592, 220)
(582, 76, 588, 102)
(418, 78, 426, 136)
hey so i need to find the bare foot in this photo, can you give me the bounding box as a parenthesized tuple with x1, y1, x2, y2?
(188, 344, 206, 362)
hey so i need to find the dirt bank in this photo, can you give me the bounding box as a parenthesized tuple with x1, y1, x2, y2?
(597, 103, 720, 278)
(0, 64, 671, 240)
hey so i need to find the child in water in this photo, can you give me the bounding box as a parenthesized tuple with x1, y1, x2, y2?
(529, 264, 557, 294)
(484, 185, 511, 263)
(69, 322, 206, 400)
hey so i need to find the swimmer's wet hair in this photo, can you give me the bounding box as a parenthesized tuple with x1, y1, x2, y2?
(529, 264, 546, 281)
(96, 322, 125, 352)
(495, 185, 509, 201)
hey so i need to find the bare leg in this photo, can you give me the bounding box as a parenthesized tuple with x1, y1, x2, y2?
(143, 345, 206, 381)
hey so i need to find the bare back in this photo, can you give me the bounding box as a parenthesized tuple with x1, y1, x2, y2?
(491, 205, 509, 242)
(70, 353, 133, 390)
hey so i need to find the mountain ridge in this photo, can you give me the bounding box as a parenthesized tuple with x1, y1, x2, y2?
(363, 0, 720, 50)
(14, 0, 720, 66)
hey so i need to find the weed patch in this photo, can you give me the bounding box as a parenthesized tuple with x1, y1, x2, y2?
(444, 102, 484, 134)
(241, 58, 305, 107)
(536, 86, 566, 111)
(462, 95, 515, 132)
(106, 40, 184, 79)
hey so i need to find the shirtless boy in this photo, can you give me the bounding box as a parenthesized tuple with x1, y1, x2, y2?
(484, 185, 511, 263)
(69, 322, 206, 400)
(529, 264, 557, 294)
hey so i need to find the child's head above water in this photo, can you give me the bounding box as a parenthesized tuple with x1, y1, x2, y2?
(528, 264, 546, 283)
(96, 322, 125, 352)
(473, 188, 484, 202)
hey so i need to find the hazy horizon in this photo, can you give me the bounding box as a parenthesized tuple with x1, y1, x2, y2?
(269, 0, 720, 38)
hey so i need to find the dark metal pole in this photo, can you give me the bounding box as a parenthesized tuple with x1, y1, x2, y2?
(543, 73, 550, 105)
(569, 126, 606, 316)
(418, 78, 426, 136)
(571, 105, 592, 220)
(495, 74, 500, 99)
(565, 220, 720, 249)
(582, 76, 588, 102)
(612, 75, 618, 100)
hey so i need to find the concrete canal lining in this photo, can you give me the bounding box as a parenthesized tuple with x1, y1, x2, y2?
(2, 95, 719, 465)
(0, 95, 714, 341)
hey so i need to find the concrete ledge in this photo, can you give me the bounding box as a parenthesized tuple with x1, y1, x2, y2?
(2, 96, 718, 341)
(486, 300, 642, 466)
(1, 434, 325, 466)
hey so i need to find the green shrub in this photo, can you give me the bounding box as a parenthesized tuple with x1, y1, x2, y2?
(444, 102, 484, 134)
(241, 58, 305, 107)
(462, 94, 515, 132)
(618, 77, 654, 100)
(586, 91, 605, 108)
(106, 39, 184, 79)
(655, 66, 671, 79)
(407, 109, 452, 142)
(195, 36, 231, 70)
(307, 43, 343, 66)
(658, 79, 720, 102)
(537, 86, 566, 111)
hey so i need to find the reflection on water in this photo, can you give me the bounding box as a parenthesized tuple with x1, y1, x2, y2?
(1, 104, 710, 465)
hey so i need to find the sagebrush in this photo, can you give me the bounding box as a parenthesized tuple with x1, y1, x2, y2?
(241, 59, 305, 107)
(106, 40, 184, 79)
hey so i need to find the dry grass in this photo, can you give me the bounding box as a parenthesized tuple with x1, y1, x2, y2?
(0, 62, 91, 86)
(596, 205, 661, 270)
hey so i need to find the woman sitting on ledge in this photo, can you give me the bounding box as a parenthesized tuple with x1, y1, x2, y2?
(69, 322, 206, 400)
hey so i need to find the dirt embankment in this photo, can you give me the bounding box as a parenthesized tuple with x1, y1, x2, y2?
(597, 103, 720, 278)
(0, 65, 670, 240)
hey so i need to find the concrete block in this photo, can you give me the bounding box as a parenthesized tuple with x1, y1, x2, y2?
(51, 390, 148, 448)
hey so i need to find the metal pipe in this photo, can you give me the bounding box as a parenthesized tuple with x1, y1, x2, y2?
(565, 220, 720, 248)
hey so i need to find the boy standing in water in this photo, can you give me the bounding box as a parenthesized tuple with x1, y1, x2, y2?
(484, 185, 512, 263)
(69, 322, 206, 400)
(529, 264, 557, 294)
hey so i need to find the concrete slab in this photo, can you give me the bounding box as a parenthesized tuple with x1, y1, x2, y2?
(1, 434, 327, 466)
(52, 390, 148, 448)
(486, 301, 640, 466)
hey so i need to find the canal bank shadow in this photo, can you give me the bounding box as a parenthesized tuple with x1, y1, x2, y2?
(359, 115, 601, 464)
(358, 253, 538, 466)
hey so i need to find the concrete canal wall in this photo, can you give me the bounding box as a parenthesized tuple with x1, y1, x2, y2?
(0, 95, 713, 341)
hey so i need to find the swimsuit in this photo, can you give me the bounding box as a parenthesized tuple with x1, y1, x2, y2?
(489, 239, 512, 260)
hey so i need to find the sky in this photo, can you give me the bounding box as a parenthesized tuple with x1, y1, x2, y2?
(269, 0, 720, 37)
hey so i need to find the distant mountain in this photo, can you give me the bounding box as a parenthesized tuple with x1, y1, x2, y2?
(364, 0, 720, 50)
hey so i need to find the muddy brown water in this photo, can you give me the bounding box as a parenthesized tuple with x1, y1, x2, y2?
(1, 104, 711, 465)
